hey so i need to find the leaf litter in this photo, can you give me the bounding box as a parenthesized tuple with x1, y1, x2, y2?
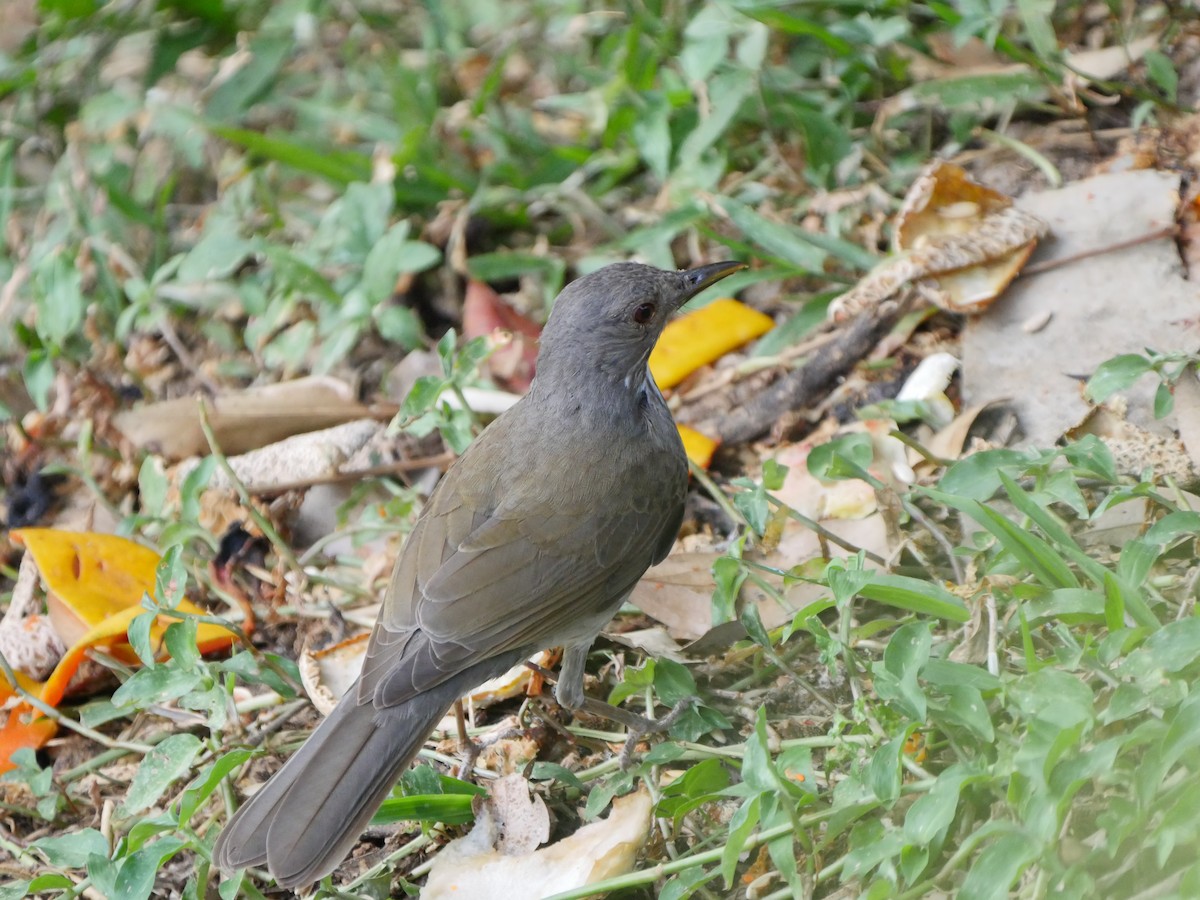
(2, 4, 1199, 899)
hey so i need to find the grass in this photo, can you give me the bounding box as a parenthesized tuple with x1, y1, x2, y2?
(1, 1, 1197, 899)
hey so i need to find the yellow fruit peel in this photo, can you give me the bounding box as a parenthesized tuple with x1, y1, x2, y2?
(649, 299, 774, 390)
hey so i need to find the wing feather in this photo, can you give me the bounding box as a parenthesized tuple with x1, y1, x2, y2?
(357, 402, 686, 710)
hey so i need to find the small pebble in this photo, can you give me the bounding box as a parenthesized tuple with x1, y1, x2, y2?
(1022, 310, 1053, 333)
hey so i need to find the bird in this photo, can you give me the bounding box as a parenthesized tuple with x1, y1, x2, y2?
(213, 259, 746, 888)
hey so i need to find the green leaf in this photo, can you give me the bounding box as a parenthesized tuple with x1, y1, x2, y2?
(924, 487, 1079, 591)
(659, 866, 715, 900)
(375, 305, 424, 350)
(127, 610, 158, 668)
(1008, 669, 1095, 727)
(934, 683, 994, 741)
(177, 748, 254, 823)
(923, 659, 1001, 692)
(857, 573, 970, 622)
(1144, 50, 1179, 103)
(907, 70, 1048, 113)
(807, 433, 874, 482)
(712, 551, 748, 624)
(653, 659, 696, 704)
(657, 758, 731, 824)
(676, 69, 754, 169)
(164, 618, 200, 670)
(1014, 0, 1059, 60)
(400, 375, 447, 418)
(23, 350, 55, 411)
(739, 7, 854, 54)
(904, 765, 974, 844)
(33, 253, 86, 349)
(1154, 380, 1175, 418)
(719, 198, 827, 272)
(209, 125, 372, 185)
(1120, 618, 1200, 679)
(373, 793, 476, 826)
(33, 829, 108, 868)
(868, 734, 906, 804)
(609, 660, 655, 706)
(205, 34, 291, 121)
(733, 480, 770, 535)
(154, 544, 187, 609)
(1024, 588, 1105, 625)
(1144, 511, 1200, 546)
(138, 456, 168, 517)
(720, 795, 760, 888)
(176, 223, 256, 282)
(752, 293, 832, 357)
(30, 875, 73, 891)
(112, 664, 203, 708)
(1084, 353, 1152, 403)
(873, 623, 930, 720)
(120, 734, 204, 817)
(741, 708, 779, 794)
(959, 831, 1039, 900)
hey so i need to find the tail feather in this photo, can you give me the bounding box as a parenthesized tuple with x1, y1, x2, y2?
(214, 655, 518, 888)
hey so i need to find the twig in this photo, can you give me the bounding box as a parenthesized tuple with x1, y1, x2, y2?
(899, 497, 964, 584)
(764, 495, 888, 565)
(1021, 225, 1179, 277)
(196, 398, 306, 583)
(158, 315, 222, 396)
(687, 460, 746, 529)
(257, 450, 456, 496)
(697, 294, 916, 445)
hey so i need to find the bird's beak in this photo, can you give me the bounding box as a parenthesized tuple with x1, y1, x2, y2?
(679, 260, 747, 307)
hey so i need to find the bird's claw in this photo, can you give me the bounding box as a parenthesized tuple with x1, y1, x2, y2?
(617, 696, 697, 770)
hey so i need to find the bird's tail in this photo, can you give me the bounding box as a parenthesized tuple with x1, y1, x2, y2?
(213, 662, 501, 888)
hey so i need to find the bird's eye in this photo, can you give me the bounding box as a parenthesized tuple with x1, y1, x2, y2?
(632, 302, 656, 324)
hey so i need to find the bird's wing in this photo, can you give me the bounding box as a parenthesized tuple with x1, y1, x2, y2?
(356, 427, 683, 709)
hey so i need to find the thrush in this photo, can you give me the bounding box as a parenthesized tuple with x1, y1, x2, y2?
(213, 259, 745, 887)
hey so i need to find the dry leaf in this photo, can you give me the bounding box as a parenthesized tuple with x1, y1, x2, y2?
(298, 633, 556, 718)
(462, 279, 542, 393)
(678, 423, 720, 468)
(113, 376, 371, 460)
(422, 785, 652, 899)
(0, 529, 242, 772)
(1066, 400, 1200, 488)
(649, 298, 774, 390)
(831, 162, 1047, 320)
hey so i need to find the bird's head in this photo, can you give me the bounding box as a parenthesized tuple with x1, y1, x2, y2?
(534, 260, 746, 393)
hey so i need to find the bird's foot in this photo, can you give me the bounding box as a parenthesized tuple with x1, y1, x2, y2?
(576, 696, 697, 769)
(528, 659, 697, 767)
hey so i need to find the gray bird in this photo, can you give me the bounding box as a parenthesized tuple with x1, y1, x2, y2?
(213, 260, 745, 887)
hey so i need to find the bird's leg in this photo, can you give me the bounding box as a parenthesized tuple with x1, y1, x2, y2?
(549, 645, 697, 767)
(451, 698, 483, 779)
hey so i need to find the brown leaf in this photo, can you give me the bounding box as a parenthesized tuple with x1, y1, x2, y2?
(114, 376, 372, 460)
(462, 280, 542, 393)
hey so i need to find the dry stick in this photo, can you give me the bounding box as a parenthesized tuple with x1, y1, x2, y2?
(702, 224, 1177, 447)
(196, 397, 305, 580)
(253, 449, 456, 496)
(703, 295, 916, 446)
(1020, 224, 1179, 277)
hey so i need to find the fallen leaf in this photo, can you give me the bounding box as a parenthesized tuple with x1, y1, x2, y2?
(113, 376, 372, 460)
(830, 162, 1047, 320)
(299, 632, 556, 719)
(678, 424, 719, 468)
(423, 784, 652, 899)
(0, 530, 243, 772)
(650, 298, 774, 390)
(463, 279, 542, 393)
